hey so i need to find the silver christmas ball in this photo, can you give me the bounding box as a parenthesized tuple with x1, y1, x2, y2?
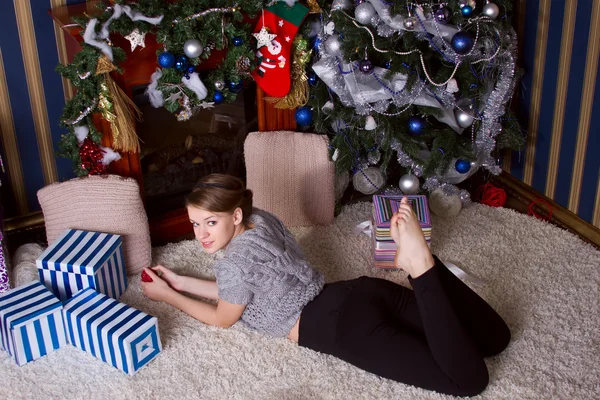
(355, 2, 377, 25)
(429, 188, 462, 217)
(214, 80, 225, 90)
(454, 107, 475, 129)
(353, 167, 385, 195)
(183, 39, 203, 58)
(324, 35, 343, 56)
(403, 16, 418, 30)
(332, 0, 352, 10)
(399, 174, 420, 194)
(458, 0, 477, 8)
(482, 2, 500, 19)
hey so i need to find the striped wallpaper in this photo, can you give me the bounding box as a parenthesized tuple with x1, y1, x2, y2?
(508, 0, 600, 228)
(0, 0, 599, 230)
(0, 0, 83, 218)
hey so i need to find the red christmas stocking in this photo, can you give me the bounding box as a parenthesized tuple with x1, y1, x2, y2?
(252, 2, 309, 97)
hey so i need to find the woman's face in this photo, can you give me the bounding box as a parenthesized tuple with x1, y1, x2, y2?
(187, 206, 243, 254)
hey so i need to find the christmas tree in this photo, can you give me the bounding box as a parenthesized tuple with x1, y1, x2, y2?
(303, 0, 524, 201)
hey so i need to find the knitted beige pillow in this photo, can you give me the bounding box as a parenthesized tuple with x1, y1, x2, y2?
(244, 131, 335, 227)
(37, 175, 151, 275)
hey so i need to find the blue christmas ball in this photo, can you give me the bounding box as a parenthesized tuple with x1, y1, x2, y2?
(308, 73, 318, 86)
(385, 60, 392, 69)
(214, 91, 225, 104)
(313, 37, 322, 53)
(158, 52, 175, 68)
(187, 66, 195, 74)
(455, 159, 471, 174)
(407, 116, 425, 135)
(295, 106, 313, 127)
(451, 31, 475, 55)
(232, 36, 243, 46)
(460, 5, 474, 16)
(174, 55, 189, 72)
(228, 80, 243, 93)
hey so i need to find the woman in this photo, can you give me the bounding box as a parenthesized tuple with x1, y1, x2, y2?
(142, 174, 510, 396)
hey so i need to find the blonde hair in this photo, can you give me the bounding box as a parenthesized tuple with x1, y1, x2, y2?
(185, 174, 253, 225)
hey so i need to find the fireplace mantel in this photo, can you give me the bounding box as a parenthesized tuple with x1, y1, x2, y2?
(50, 1, 297, 244)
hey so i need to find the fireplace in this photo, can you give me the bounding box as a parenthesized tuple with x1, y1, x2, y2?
(50, 2, 297, 245)
(131, 82, 258, 217)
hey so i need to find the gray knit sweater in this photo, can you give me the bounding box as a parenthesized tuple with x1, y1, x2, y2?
(213, 209, 325, 337)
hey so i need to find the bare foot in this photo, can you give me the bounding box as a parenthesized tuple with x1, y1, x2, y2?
(390, 197, 435, 278)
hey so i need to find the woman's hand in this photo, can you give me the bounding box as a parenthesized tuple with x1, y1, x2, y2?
(141, 268, 175, 302)
(150, 265, 184, 291)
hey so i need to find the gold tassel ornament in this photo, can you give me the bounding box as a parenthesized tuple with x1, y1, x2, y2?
(306, 0, 322, 13)
(265, 36, 313, 109)
(95, 56, 142, 153)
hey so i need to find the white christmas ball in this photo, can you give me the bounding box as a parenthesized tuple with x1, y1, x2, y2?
(455, 108, 475, 128)
(324, 35, 343, 57)
(428, 188, 462, 217)
(353, 167, 385, 195)
(355, 2, 377, 25)
(183, 39, 203, 58)
(399, 174, 420, 194)
(482, 2, 500, 19)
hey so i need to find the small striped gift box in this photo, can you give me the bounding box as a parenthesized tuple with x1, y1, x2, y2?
(372, 195, 432, 269)
(36, 229, 128, 302)
(62, 288, 162, 376)
(0, 281, 67, 366)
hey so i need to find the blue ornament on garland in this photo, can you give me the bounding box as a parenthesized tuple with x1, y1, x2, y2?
(451, 31, 475, 55)
(313, 37, 322, 54)
(407, 116, 425, 135)
(158, 52, 175, 68)
(214, 91, 225, 104)
(460, 5, 474, 16)
(295, 106, 313, 127)
(308, 73, 318, 86)
(232, 36, 243, 46)
(228, 80, 243, 93)
(384, 60, 392, 69)
(174, 55, 189, 72)
(455, 159, 471, 174)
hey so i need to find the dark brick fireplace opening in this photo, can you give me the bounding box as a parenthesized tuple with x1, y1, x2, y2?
(132, 82, 258, 217)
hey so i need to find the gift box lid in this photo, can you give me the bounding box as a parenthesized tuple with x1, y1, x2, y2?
(372, 194, 431, 228)
(37, 230, 122, 275)
(0, 281, 62, 329)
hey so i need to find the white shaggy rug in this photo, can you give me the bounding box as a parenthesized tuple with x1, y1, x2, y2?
(2, 202, 600, 399)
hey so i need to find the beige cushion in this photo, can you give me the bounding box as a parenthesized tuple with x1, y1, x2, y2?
(37, 175, 151, 275)
(244, 131, 335, 226)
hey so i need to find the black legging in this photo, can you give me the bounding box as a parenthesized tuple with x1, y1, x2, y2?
(298, 256, 510, 397)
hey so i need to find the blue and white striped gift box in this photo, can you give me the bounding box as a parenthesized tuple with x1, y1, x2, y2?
(0, 281, 67, 366)
(63, 288, 162, 376)
(36, 229, 128, 302)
